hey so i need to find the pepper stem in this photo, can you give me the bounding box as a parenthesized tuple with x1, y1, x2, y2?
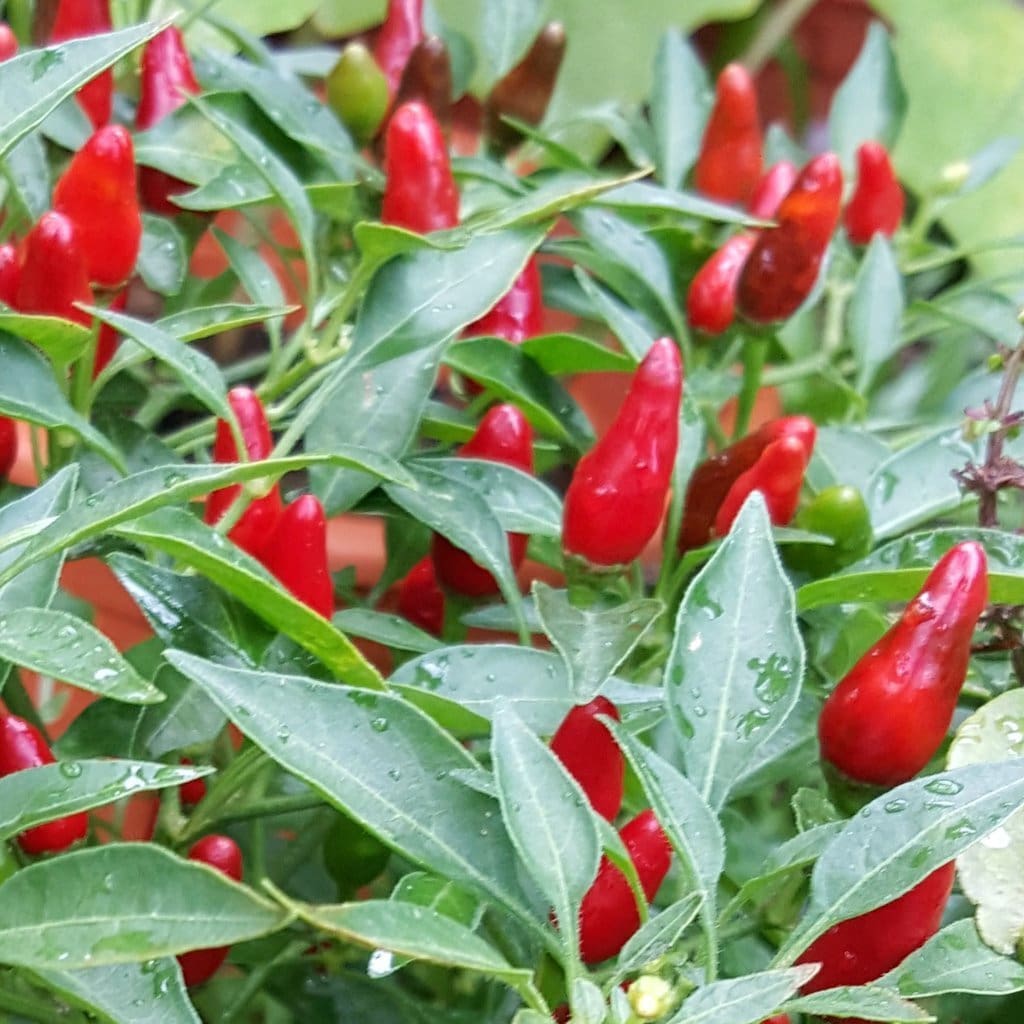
(733, 336, 768, 441)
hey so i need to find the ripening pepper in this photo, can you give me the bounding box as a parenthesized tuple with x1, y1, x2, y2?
(204, 387, 283, 559)
(0, 22, 17, 61)
(382, 101, 459, 233)
(466, 257, 544, 343)
(262, 495, 335, 619)
(178, 835, 244, 986)
(687, 233, 757, 336)
(396, 556, 445, 636)
(93, 288, 127, 379)
(178, 758, 208, 809)
(819, 541, 988, 788)
(373, 0, 424, 98)
(550, 697, 624, 821)
(0, 711, 89, 854)
(327, 42, 390, 145)
(785, 484, 872, 577)
(51, 0, 114, 129)
(16, 212, 93, 326)
(432, 404, 534, 597)
(844, 141, 905, 245)
(563, 338, 683, 567)
(694, 63, 762, 205)
(737, 153, 843, 323)
(393, 35, 453, 139)
(578, 810, 673, 963)
(678, 416, 816, 552)
(322, 809, 391, 898)
(0, 243, 17, 306)
(53, 125, 142, 289)
(749, 161, 798, 220)
(135, 27, 202, 216)
(713, 434, 810, 537)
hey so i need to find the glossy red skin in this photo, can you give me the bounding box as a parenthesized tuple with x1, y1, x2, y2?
(0, 23, 17, 61)
(466, 258, 544, 343)
(0, 713, 88, 855)
(0, 418, 16, 479)
(374, 0, 424, 96)
(844, 141, 905, 245)
(53, 126, 141, 289)
(262, 495, 335, 619)
(819, 542, 988, 787)
(204, 387, 283, 559)
(0, 243, 18, 306)
(713, 435, 810, 536)
(397, 557, 445, 636)
(382, 101, 459, 233)
(563, 338, 683, 566)
(796, 862, 955, 997)
(51, 0, 113, 129)
(550, 697, 623, 821)
(687, 233, 757, 335)
(579, 810, 672, 964)
(695, 63, 762, 205)
(749, 161, 798, 220)
(738, 153, 843, 324)
(93, 288, 126, 378)
(178, 758, 208, 809)
(16, 212, 93, 326)
(760, 1017, 790, 1024)
(178, 835, 243, 987)
(679, 415, 816, 552)
(432, 404, 534, 597)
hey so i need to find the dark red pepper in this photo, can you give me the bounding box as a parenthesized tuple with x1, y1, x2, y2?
(694, 63, 762, 206)
(373, 0, 424, 98)
(578, 810, 672, 964)
(552, 1006, 570, 1024)
(51, 0, 114, 129)
(135, 26, 202, 216)
(466, 257, 544, 343)
(0, 711, 88, 855)
(713, 434, 810, 537)
(177, 835, 243, 987)
(737, 153, 843, 324)
(396, 556, 445, 636)
(0, 243, 18, 306)
(431, 404, 534, 597)
(0, 418, 16, 479)
(93, 288, 126, 378)
(819, 542, 988, 787)
(262, 495, 335, 619)
(381, 100, 459, 233)
(204, 386, 284, 560)
(0, 23, 17, 61)
(16, 212, 93, 326)
(563, 338, 682, 567)
(550, 697, 623, 821)
(392, 35, 453, 140)
(679, 416, 816, 552)
(749, 160, 798, 220)
(844, 141, 905, 245)
(687, 233, 757, 336)
(178, 758, 207, 809)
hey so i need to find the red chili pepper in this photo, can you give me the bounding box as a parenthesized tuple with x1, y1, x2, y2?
(0, 242, 18, 306)
(374, 0, 424, 97)
(844, 141, 905, 245)
(796, 862, 955, 999)
(563, 338, 682, 567)
(52, 125, 142, 290)
(177, 835, 243, 987)
(178, 758, 208, 809)
(381, 100, 459, 233)
(93, 288, 127, 378)
(552, 1006, 570, 1024)
(0, 418, 16, 479)
(204, 386, 284, 560)
(737, 153, 843, 323)
(262, 495, 335, 619)
(713, 434, 810, 537)
(51, 0, 114, 129)
(687, 233, 757, 336)
(396, 557, 445, 636)
(749, 160, 798, 220)
(549, 697, 623, 821)
(760, 1017, 790, 1024)
(0, 23, 17, 61)
(679, 416, 816, 552)
(578, 810, 672, 964)
(16, 212, 93, 327)
(465, 257, 544, 343)
(0, 711, 88, 855)
(694, 63, 762, 206)
(431, 404, 534, 597)
(819, 542, 988, 787)
(135, 26, 202, 216)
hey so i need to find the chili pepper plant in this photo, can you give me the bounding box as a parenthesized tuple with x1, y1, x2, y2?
(0, 2, 1022, 1023)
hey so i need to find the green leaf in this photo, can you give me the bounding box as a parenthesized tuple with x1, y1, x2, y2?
(784, 986, 930, 1022)
(776, 760, 1024, 965)
(849, 236, 904, 393)
(157, 303, 295, 343)
(0, 24, 168, 158)
(479, 0, 546, 91)
(2, 132, 50, 223)
(333, 608, 441, 655)
(879, 919, 1024, 997)
(137, 215, 187, 297)
(649, 30, 710, 190)
(518, 332, 634, 375)
(598, 181, 759, 225)
(572, 266, 658, 361)
(0, 844, 287, 969)
(828, 21, 907, 168)
(0, 760, 210, 843)
(664, 966, 818, 1024)
(806, 426, 890, 495)
(533, 583, 663, 702)
(614, 894, 701, 979)
(666, 494, 804, 809)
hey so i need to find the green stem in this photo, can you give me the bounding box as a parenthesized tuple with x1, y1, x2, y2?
(177, 745, 268, 846)
(741, 0, 819, 74)
(203, 792, 326, 830)
(218, 940, 308, 1024)
(0, 983, 85, 1024)
(733, 337, 768, 442)
(762, 355, 828, 387)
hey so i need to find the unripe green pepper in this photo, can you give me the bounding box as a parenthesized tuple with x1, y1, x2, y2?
(323, 809, 391, 898)
(327, 42, 390, 145)
(787, 485, 872, 576)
